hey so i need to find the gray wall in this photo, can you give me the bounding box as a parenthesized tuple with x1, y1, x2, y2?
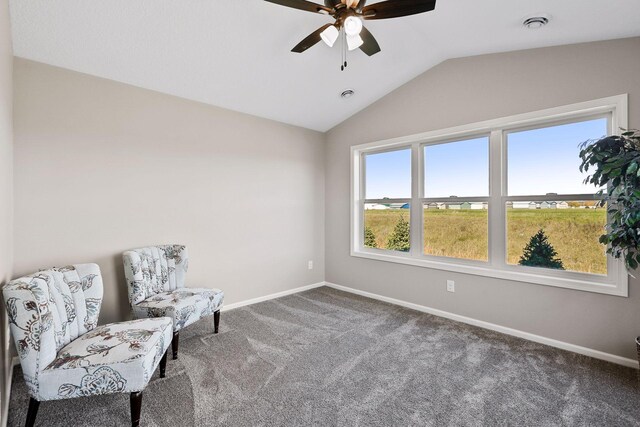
(0, 0, 12, 422)
(325, 37, 640, 359)
(13, 58, 325, 326)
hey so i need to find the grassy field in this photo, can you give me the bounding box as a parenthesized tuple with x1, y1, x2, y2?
(364, 208, 607, 274)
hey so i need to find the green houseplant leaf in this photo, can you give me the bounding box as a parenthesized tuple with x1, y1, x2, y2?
(578, 129, 640, 271)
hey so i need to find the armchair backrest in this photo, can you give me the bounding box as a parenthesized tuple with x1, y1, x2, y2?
(2, 264, 103, 393)
(122, 245, 188, 305)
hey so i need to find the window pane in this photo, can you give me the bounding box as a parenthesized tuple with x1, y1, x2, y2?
(506, 201, 607, 274)
(424, 137, 489, 197)
(364, 204, 410, 252)
(423, 202, 488, 261)
(507, 118, 607, 196)
(365, 149, 411, 199)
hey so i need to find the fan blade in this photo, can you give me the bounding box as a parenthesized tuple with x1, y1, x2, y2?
(292, 24, 333, 53)
(324, 0, 341, 7)
(362, 0, 436, 20)
(355, 0, 367, 12)
(359, 26, 380, 56)
(264, 0, 332, 14)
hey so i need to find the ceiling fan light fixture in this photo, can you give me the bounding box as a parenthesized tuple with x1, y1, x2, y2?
(344, 16, 363, 36)
(320, 25, 339, 47)
(347, 34, 363, 51)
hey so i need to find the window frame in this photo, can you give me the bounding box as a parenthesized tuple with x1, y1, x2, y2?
(351, 94, 629, 297)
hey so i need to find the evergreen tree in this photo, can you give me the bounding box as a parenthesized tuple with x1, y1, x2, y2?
(387, 215, 410, 252)
(364, 227, 378, 248)
(519, 229, 564, 270)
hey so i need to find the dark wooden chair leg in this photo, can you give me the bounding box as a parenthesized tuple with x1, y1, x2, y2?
(214, 310, 220, 334)
(172, 331, 179, 360)
(159, 349, 168, 378)
(130, 392, 143, 427)
(25, 397, 40, 427)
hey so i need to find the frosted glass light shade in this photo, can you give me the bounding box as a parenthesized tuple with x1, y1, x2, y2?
(344, 16, 363, 36)
(347, 34, 363, 51)
(320, 25, 339, 47)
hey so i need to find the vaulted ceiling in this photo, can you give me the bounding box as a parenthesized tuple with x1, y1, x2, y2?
(9, 0, 640, 131)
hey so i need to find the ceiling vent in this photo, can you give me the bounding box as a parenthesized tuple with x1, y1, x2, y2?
(341, 89, 355, 99)
(523, 16, 549, 29)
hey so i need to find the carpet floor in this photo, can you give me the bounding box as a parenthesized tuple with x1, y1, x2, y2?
(8, 286, 640, 426)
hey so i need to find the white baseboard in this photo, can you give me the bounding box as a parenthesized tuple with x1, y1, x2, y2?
(324, 281, 639, 369)
(221, 282, 325, 312)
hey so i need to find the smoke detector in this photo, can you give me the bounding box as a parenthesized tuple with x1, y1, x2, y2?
(523, 16, 549, 29)
(341, 89, 355, 99)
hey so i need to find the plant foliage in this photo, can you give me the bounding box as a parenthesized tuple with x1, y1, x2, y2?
(579, 129, 640, 270)
(387, 215, 410, 252)
(364, 227, 378, 248)
(519, 229, 564, 270)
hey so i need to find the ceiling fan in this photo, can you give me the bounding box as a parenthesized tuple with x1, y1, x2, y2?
(265, 0, 437, 65)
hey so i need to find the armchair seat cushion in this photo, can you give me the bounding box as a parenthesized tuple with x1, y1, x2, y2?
(133, 288, 224, 332)
(38, 317, 172, 401)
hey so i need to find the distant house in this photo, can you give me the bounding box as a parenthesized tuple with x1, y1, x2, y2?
(557, 201, 569, 209)
(448, 202, 471, 210)
(470, 202, 488, 210)
(540, 201, 557, 209)
(426, 202, 439, 210)
(512, 201, 537, 209)
(365, 203, 389, 210)
(389, 203, 406, 209)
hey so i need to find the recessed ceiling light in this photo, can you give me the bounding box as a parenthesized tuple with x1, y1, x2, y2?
(341, 89, 355, 99)
(523, 16, 549, 29)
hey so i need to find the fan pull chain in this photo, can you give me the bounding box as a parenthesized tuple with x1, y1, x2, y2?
(340, 28, 348, 71)
(340, 29, 345, 71)
(344, 31, 349, 68)
(344, 29, 348, 69)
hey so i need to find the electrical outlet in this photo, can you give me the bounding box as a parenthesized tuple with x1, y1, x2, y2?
(447, 280, 455, 293)
(308, 260, 313, 270)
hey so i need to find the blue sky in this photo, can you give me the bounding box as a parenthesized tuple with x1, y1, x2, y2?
(508, 118, 606, 195)
(365, 118, 607, 199)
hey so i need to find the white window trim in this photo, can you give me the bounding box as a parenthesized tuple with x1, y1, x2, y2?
(351, 94, 629, 297)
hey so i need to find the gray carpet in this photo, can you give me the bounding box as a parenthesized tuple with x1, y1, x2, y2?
(8, 286, 640, 426)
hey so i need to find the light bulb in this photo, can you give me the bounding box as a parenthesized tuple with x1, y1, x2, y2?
(347, 34, 363, 51)
(320, 25, 339, 47)
(344, 16, 363, 36)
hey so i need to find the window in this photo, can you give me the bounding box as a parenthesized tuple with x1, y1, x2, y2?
(351, 95, 628, 296)
(423, 137, 489, 261)
(363, 149, 411, 252)
(505, 119, 608, 275)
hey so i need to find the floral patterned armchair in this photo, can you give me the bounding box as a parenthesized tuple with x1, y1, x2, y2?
(123, 245, 224, 359)
(2, 264, 173, 427)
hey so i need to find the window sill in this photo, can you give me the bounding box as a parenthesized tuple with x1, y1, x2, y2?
(350, 249, 628, 297)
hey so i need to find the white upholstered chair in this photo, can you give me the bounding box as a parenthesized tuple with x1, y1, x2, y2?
(122, 245, 224, 359)
(2, 263, 172, 427)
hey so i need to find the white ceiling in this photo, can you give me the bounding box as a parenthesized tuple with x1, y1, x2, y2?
(9, 0, 640, 132)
